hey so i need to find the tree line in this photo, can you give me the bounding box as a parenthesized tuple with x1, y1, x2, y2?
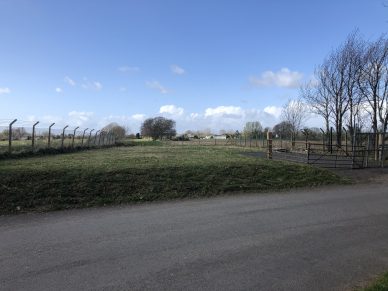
(301, 31, 387, 148)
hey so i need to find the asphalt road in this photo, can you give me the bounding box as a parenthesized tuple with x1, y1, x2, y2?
(1, 183, 388, 291)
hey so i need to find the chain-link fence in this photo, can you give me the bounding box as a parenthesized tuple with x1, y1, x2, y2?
(0, 119, 116, 155)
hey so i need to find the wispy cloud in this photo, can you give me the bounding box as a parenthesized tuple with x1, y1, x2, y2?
(118, 66, 140, 73)
(64, 76, 76, 86)
(249, 68, 303, 88)
(82, 79, 103, 91)
(0, 87, 11, 95)
(171, 64, 185, 75)
(146, 80, 169, 94)
(55, 87, 63, 93)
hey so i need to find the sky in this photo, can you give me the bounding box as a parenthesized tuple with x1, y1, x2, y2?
(0, 0, 387, 133)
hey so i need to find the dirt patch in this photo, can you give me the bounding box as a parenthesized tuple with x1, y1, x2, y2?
(329, 167, 388, 185)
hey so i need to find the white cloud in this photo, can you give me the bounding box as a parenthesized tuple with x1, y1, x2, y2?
(64, 76, 76, 86)
(68, 111, 94, 126)
(204, 106, 244, 119)
(118, 66, 139, 73)
(159, 105, 184, 116)
(146, 81, 169, 94)
(250, 68, 303, 88)
(0, 87, 11, 95)
(171, 64, 185, 75)
(131, 114, 146, 121)
(263, 106, 282, 118)
(55, 87, 63, 93)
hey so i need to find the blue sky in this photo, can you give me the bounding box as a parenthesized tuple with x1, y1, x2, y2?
(0, 0, 387, 133)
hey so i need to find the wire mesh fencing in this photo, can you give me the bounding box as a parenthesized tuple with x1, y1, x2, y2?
(0, 119, 116, 155)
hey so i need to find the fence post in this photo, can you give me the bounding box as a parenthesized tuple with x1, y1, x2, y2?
(61, 125, 69, 149)
(343, 127, 348, 155)
(81, 128, 89, 146)
(330, 127, 333, 154)
(8, 119, 17, 154)
(267, 131, 273, 159)
(94, 130, 100, 146)
(88, 129, 94, 147)
(72, 126, 79, 148)
(320, 128, 325, 152)
(307, 143, 311, 164)
(48, 123, 55, 148)
(98, 132, 103, 146)
(32, 121, 39, 150)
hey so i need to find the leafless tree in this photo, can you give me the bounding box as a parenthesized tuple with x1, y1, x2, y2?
(358, 35, 388, 159)
(243, 121, 263, 138)
(342, 31, 365, 137)
(101, 122, 127, 139)
(300, 78, 331, 134)
(281, 99, 309, 144)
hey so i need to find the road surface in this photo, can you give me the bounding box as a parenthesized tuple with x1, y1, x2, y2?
(1, 183, 388, 290)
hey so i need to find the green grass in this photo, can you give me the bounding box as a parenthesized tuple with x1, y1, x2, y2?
(0, 145, 347, 214)
(362, 273, 388, 291)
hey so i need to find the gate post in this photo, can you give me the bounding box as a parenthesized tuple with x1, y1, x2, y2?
(267, 131, 273, 160)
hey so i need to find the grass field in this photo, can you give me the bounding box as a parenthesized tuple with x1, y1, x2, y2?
(0, 144, 347, 214)
(362, 273, 388, 291)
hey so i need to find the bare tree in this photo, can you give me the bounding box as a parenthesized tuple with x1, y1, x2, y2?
(358, 35, 388, 160)
(300, 78, 331, 134)
(243, 121, 263, 138)
(342, 31, 365, 137)
(281, 99, 309, 144)
(101, 122, 126, 139)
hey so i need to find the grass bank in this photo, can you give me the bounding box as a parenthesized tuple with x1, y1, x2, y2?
(362, 273, 388, 291)
(0, 145, 347, 214)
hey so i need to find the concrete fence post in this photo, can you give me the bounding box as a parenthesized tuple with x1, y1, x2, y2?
(98, 132, 103, 146)
(72, 126, 79, 148)
(48, 123, 55, 148)
(267, 131, 273, 159)
(32, 121, 39, 150)
(88, 129, 94, 147)
(61, 125, 69, 149)
(8, 119, 17, 154)
(81, 128, 89, 146)
(94, 130, 100, 146)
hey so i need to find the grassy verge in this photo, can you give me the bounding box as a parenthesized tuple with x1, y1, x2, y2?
(0, 145, 347, 214)
(362, 273, 388, 291)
